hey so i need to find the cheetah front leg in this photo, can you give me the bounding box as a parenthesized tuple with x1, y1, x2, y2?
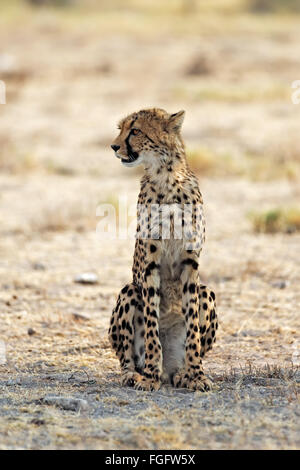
(199, 285, 218, 358)
(134, 242, 162, 391)
(108, 283, 144, 387)
(172, 255, 212, 391)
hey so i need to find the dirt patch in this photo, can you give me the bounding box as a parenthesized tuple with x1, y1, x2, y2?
(0, 365, 299, 449)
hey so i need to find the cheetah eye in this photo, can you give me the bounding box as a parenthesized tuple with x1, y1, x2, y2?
(132, 128, 142, 136)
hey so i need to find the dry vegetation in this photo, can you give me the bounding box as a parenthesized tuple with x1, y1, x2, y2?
(0, 0, 299, 450)
(250, 208, 300, 233)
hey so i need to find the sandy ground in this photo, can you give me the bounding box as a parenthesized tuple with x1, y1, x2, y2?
(0, 1, 299, 450)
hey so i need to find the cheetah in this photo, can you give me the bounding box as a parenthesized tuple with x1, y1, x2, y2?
(108, 108, 218, 391)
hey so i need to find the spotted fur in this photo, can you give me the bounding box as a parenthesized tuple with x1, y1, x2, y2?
(108, 108, 218, 391)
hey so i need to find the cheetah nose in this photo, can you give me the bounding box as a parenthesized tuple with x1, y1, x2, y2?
(111, 144, 120, 152)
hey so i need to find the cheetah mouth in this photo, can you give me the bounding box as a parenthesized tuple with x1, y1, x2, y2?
(115, 153, 140, 166)
(114, 151, 141, 167)
(121, 152, 139, 164)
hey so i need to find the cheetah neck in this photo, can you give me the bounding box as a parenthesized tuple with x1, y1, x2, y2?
(143, 147, 190, 194)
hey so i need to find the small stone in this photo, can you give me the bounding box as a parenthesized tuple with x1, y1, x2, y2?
(71, 312, 90, 321)
(74, 273, 98, 285)
(271, 280, 289, 289)
(32, 263, 46, 271)
(27, 328, 36, 336)
(43, 396, 89, 411)
(239, 329, 261, 337)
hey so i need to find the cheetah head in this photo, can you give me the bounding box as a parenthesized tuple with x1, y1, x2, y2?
(111, 108, 185, 168)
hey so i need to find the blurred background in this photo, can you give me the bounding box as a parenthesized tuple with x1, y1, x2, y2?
(0, 0, 300, 449)
(1, 0, 300, 227)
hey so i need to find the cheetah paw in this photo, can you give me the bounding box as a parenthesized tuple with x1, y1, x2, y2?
(172, 371, 212, 392)
(121, 371, 144, 388)
(134, 376, 161, 392)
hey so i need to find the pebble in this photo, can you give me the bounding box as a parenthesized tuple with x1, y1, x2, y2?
(232, 329, 261, 337)
(271, 280, 289, 289)
(32, 263, 46, 271)
(71, 312, 90, 321)
(43, 396, 89, 412)
(74, 273, 98, 285)
(27, 328, 36, 336)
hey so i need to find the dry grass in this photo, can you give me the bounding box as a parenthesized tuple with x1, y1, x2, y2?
(174, 83, 289, 104)
(247, 0, 300, 14)
(1, 177, 299, 449)
(249, 207, 300, 233)
(1, 0, 299, 37)
(30, 200, 96, 233)
(0, 147, 39, 174)
(187, 148, 300, 180)
(187, 148, 239, 176)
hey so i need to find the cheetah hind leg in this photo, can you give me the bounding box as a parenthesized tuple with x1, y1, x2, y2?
(108, 283, 145, 387)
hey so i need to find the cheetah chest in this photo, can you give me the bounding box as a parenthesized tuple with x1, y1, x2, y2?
(160, 238, 185, 282)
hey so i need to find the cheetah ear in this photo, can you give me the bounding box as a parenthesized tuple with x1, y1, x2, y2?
(168, 110, 185, 132)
